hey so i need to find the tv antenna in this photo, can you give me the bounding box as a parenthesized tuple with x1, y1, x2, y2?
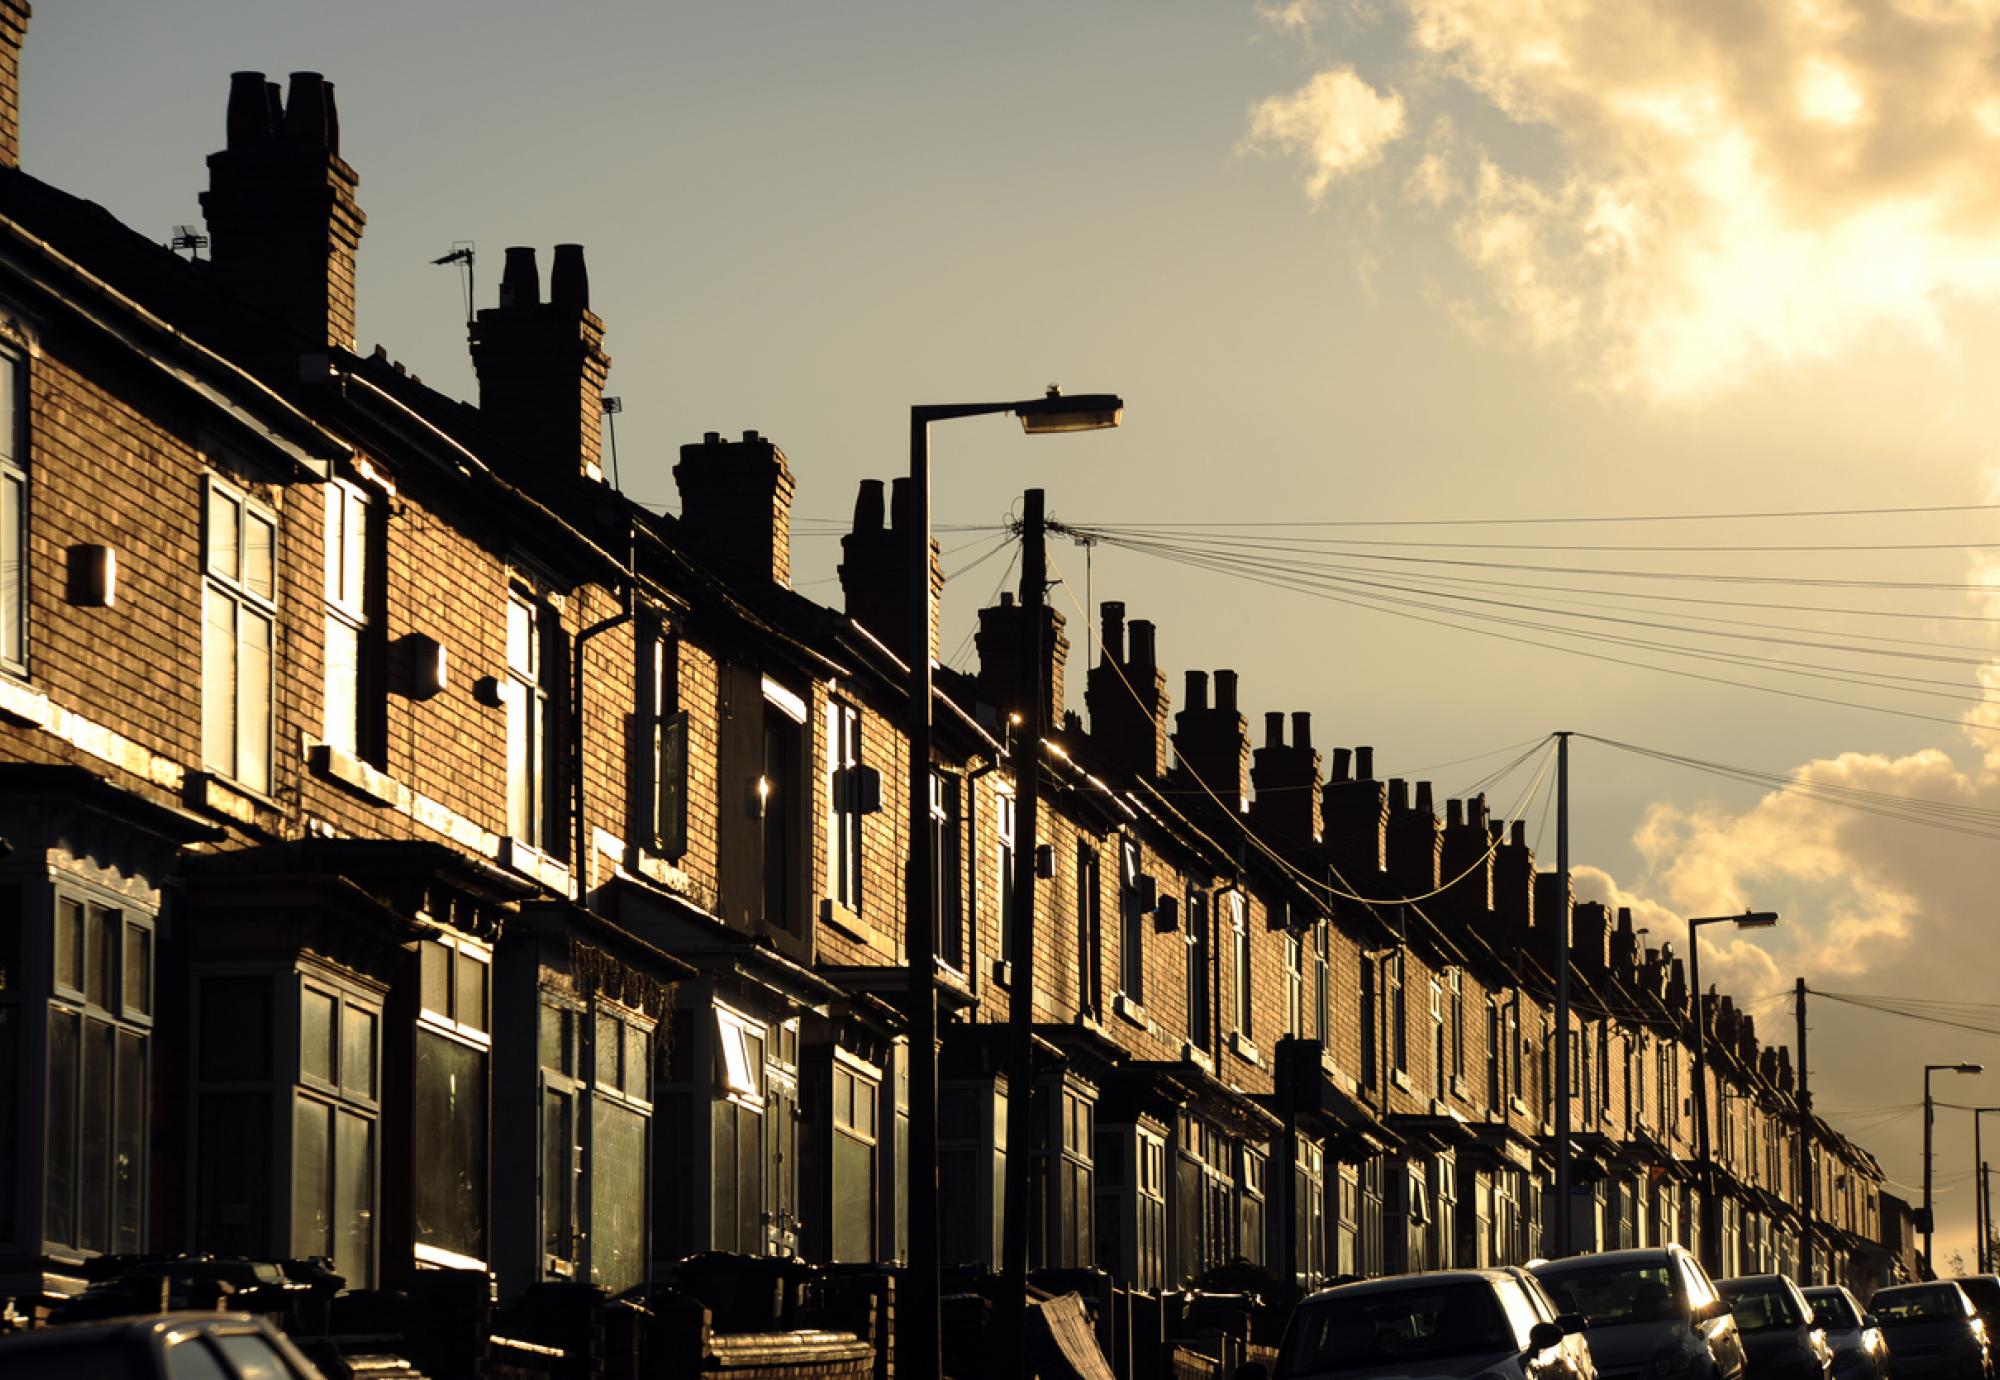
(169, 225, 209, 261)
(430, 242, 475, 329)
(601, 397, 624, 492)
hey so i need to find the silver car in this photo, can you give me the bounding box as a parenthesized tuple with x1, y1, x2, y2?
(1532, 1247, 1749, 1380)
(0, 1311, 327, 1379)
(1803, 1285, 1889, 1380)
(1266, 1268, 1596, 1380)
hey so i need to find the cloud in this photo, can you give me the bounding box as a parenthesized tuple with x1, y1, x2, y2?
(1242, 66, 1409, 202)
(1251, 1, 2000, 399)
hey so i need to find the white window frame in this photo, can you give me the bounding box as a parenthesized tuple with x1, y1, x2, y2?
(0, 342, 26, 675)
(1230, 891, 1251, 1036)
(321, 478, 370, 756)
(824, 698, 863, 913)
(202, 475, 277, 794)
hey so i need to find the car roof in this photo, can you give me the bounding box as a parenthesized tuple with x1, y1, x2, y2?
(1303, 1269, 1527, 1302)
(1720, 1274, 1791, 1289)
(1874, 1282, 1962, 1295)
(0, 1312, 269, 1349)
(1533, 1248, 1687, 1271)
(1803, 1285, 1857, 1301)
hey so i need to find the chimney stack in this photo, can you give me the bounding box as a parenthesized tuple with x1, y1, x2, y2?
(672, 429, 797, 587)
(1172, 667, 1251, 809)
(975, 591, 1069, 730)
(202, 69, 367, 352)
(470, 244, 613, 483)
(0, 2, 30, 169)
(1440, 794, 1495, 919)
(1387, 777, 1442, 896)
(1252, 709, 1323, 847)
(1495, 819, 1534, 945)
(838, 477, 942, 662)
(1085, 603, 1170, 779)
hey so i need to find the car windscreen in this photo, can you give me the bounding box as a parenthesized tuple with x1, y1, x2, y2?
(1278, 1282, 1519, 1377)
(1807, 1292, 1860, 1330)
(1719, 1283, 1804, 1331)
(1536, 1261, 1684, 1327)
(1873, 1287, 1965, 1322)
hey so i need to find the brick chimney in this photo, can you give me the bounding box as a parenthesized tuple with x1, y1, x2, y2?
(1610, 906, 1640, 975)
(1171, 668, 1250, 810)
(1440, 795, 1495, 918)
(1323, 745, 1388, 874)
(838, 477, 941, 663)
(974, 591, 1068, 728)
(672, 429, 795, 587)
(0, 2, 29, 170)
(1386, 780, 1441, 897)
(202, 70, 366, 350)
(1495, 819, 1535, 947)
(1251, 711, 1323, 848)
(1666, 956, 1687, 1013)
(1572, 901, 1612, 976)
(1085, 603, 1170, 779)
(470, 244, 612, 482)
(1534, 869, 1574, 966)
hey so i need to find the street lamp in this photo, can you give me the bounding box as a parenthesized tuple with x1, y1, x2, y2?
(1924, 1062, 1984, 1273)
(904, 387, 1122, 1379)
(1972, 1107, 2000, 1273)
(1688, 910, 1779, 1276)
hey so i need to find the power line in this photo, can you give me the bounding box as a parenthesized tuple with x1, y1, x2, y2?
(1043, 499, 2000, 529)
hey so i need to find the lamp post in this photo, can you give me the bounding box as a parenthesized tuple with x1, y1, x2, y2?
(1924, 1062, 1983, 1274)
(905, 387, 1122, 1380)
(1687, 910, 1778, 1277)
(1973, 1107, 2000, 1273)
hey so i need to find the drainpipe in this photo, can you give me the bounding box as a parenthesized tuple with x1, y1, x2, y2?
(572, 522, 638, 906)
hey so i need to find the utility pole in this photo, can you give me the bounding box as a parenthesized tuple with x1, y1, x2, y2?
(1001, 489, 1047, 1366)
(1554, 731, 1572, 1259)
(1796, 977, 1814, 1284)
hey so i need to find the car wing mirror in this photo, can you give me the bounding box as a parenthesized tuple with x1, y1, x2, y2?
(1557, 1313, 1589, 1335)
(1529, 1321, 1566, 1354)
(1694, 1299, 1730, 1323)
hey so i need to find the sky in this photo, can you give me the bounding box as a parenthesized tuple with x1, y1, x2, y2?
(29, 1, 2000, 1271)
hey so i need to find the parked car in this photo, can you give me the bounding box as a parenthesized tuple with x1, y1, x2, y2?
(1264, 1268, 1596, 1380)
(1716, 1275, 1833, 1380)
(1531, 1246, 1749, 1380)
(0, 1311, 327, 1379)
(1952, 1278, 2000, 1338)
(1869, 1282, 1992, 1380)
(1803, 1285, 1890, 1380)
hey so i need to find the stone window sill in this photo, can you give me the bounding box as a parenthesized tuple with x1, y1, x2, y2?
(1113, 991, 1153, 1033)
(309, 742, 399, 807)
(1230, 1031, 1262, 1067)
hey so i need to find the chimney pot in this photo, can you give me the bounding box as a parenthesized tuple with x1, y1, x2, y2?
(226, 71, 273, 149)
(1101, 602, 1126, 665)
(1509, 819, 1525, 846)
(1415, 781, 1434, 815)
(1185, 669, 1209, 711)
(1331, 746, 1351, 780)
(889, 477, 911, 532)
(1291, 712, 1311, 749)
(1264, 712, 1284, 748)
(703, 430, 721, 444)
(1447, 798, 1464, 827)
(1388, 778, 1408, 811)
(1128, 618, 1156, 670)
(1356, 745, 1374, 780)
(1000, 590, 1015, 607)
(853, 478, 885, 532)
(282, 72, 333, 150)
(1215, 669, 1239, 712)
(550, 243, 590, 309)
(742, 429, 760, 443)
(499, 247, 540, 310)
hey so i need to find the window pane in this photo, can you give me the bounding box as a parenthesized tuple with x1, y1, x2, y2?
(84, 905, 114, 1009)
(334, 1109, 374, 1288)
(125, 924, 152, 1017)
(591, 1098, 647, 1291)
(596, 1012, 620, 1090)
(544, 1088, 573, 1260)
(213, 1334, 294, 1380)
(196, 1091, 271, 1257)
(455, 951, 488, 1032)
(413, 1030, 486, 1261)
(342, 1004, 376, 1100)
(419, 941, 449, 1017)
(239, 609, 272, 791)
(114, 1029, 146, 1253)
(0, 469, 22, 665)
(833, 1130, 876, 1262)
(202, 587, 236, 775)
(80, 1018, 113, 1252)
(243, 511, 275, 601)
(507, 597, 535, 674)
(300, 987, 336, 1085)
(625, 1024, 650, 1100)
(0, 354, 14, 462)
(323, 616, 360, 755)
(45, 1007, 78, 1247)
(165, 1339, 232, 1380)
(208, 490, 240, 578)
(55, 896, 81, 991)
(294, 1095, 332, 1257)
(507, 684, 533, 841)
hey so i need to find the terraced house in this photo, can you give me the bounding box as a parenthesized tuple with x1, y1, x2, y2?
(0, 8, 1901, 1369)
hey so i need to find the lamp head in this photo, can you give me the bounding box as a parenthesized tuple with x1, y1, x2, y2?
(1733, 911, 1780, 929)
(1960, 1063, 1986, 1075)
(1016, 385, 1123, 434)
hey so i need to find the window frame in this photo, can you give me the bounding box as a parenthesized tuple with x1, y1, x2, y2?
(506, 588, 556, 852)
(201, 474, 278, 794)
(1229, 891, 1251, 1037)
(825, 697, 863, 914)
(0, 340, 27, 677)
(411, 932, 492, 1271)
(639, 620, 688, 858)
(292, 969, 383, 1288)
(1184, 888, 1210, 1050)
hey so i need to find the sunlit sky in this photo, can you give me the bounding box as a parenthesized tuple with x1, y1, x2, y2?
(34, 2, 2000, 1268)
